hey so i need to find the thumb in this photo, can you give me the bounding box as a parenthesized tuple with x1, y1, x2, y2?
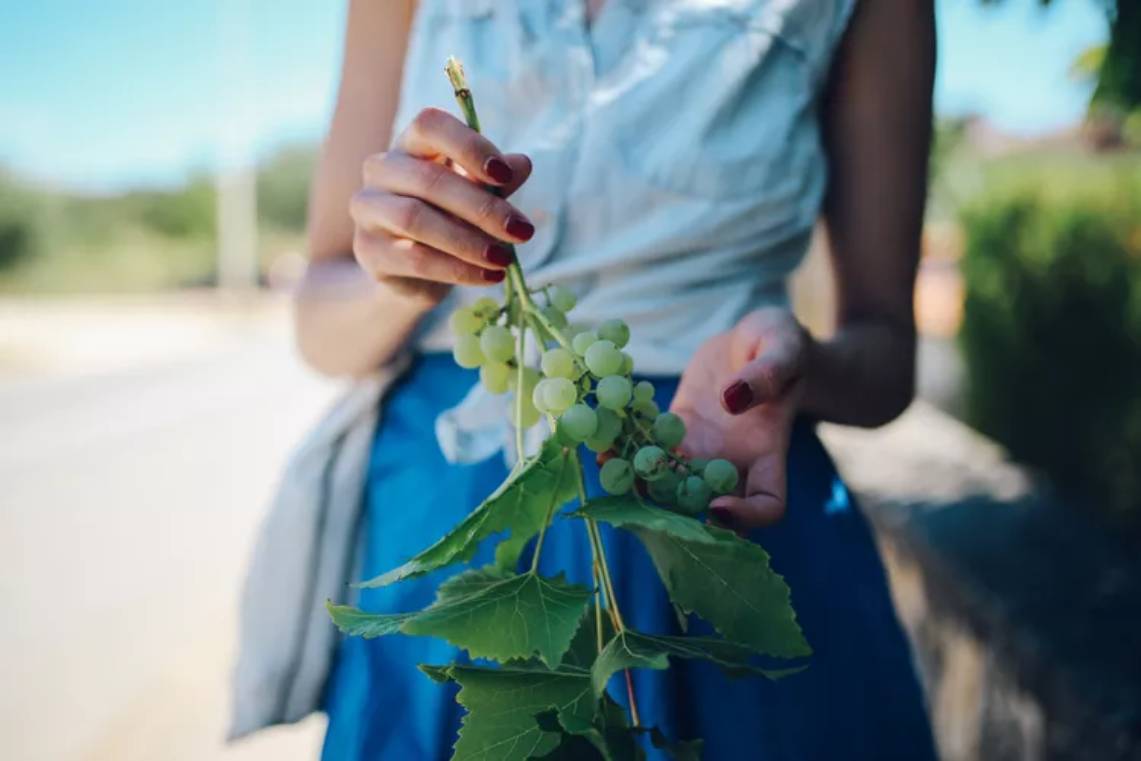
(720, 338, 803, 415)
(498, 153, 533, 198)
(708, 447, 789, 531)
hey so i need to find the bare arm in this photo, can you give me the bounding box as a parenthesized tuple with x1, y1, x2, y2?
(296, 0, 535, 378)
(802, 0, 936, 426)
(675, 0, 935, 530)
(295, 0, 418, 377)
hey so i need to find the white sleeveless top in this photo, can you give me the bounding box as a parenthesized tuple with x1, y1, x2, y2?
(394, 0, 856, 459)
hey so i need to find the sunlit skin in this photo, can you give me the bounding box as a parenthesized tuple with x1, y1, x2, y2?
(296, 0, 935, 531)
(671, 308, 808, 530)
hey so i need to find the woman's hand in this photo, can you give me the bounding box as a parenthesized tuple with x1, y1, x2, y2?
(349, 107, 535, 305)
(671, 308, 812, 532)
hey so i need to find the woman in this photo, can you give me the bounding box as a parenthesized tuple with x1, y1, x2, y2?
(297, 0, 937, 758)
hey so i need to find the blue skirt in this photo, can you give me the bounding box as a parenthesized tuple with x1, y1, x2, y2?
(322, 354, 936, 760)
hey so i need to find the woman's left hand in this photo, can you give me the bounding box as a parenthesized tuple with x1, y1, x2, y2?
(671, 308, 811, 532)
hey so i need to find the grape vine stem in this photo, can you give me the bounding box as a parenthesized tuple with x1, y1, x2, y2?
(512, 286, 527, 466)
(447, 54, 641, 728)
(574, 450, 641, 727)
(529, 433, 565, 573)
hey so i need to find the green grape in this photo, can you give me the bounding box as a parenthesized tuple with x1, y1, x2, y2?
(554, 420, 578, 446)
(633, 380, 655, 402)
(620, 352, 634, 375)
(647, 469, 682, 505)
(585, 436, 616, 453)
(508, 365, 539, 391)
(510, 394, 541, 429)
(703, 459, 740, 494)
(675, 475, 712, 515)
(593, 406, 622, 444)
(597, 318, 630, 349)
(652, 412, 686, 449)
(572, 330, 599, 356)
(633, 445, 669, 481)
(600, 458, 634, 495)
(595, 375, 632, 410)
(559, 403, 598, 442)
(480, 361, 511, 394)
(631, 398, 660, 419)
(449, 307, 483, 335)
(479, 325, 515, 363)
(541, 347, 577, 379)
(452, 333, 484, 369)
(584, 339, 624, 376)
(687, 457, 709, 474)
(549, 285, 577, 314)
(531, 382, 550, 414)
(542, 305, 568, 330)
(537, 377, 577, 415)
(472, 296, 500, 317)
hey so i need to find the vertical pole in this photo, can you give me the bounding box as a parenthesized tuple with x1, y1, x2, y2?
(215, 168, 258, 290)
(214, 0, 258, 291)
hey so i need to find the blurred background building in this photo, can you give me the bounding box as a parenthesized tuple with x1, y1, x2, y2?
(1, 1, 1138, 759)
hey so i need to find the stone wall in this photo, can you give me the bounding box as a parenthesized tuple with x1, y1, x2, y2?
(820, 403, 1141, 761)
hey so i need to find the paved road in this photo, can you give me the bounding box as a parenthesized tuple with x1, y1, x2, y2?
(0, 295, 967, 761)
(1, 297, 336, 761)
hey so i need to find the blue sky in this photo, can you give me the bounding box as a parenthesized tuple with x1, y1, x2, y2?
(0, 0, 1108, 193)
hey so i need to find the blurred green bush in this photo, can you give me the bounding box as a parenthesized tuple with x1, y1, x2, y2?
(0, 145, 314, 294)
(257, 146, 314, 234)
(959, 170, 1141, 527)
(0, 171, 45, 270)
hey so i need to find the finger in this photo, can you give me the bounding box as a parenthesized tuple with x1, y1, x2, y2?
(497, 153, 533, 197)
(708, 450, 788, 531)
(353, 228, 506, 287)
(362, 154, 534, 243)
(376, 276, 451, 306)
(350, 189, 517, 269)
(396, 107, 516, 187)
(720, 336, 804, 415)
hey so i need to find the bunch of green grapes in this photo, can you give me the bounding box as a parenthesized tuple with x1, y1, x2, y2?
(449, 286, 740, 516)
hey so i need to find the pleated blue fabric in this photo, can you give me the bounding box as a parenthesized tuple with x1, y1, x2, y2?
(321, 355, 937, 760)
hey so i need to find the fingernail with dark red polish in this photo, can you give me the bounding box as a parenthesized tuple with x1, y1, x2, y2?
(484, 243, 514, 267)
(481, 268, 506, 283)
(722, 381, 753, 414)
(484, 156, 514, 184)
(505, 214, 534, 241)
(709, 506, 734, 526)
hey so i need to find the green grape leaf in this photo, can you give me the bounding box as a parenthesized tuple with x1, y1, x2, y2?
(575, 499, 811, 658)
(529, 733, 609, 760)
(359, 438, 577, 588)
(591, 629, 804, 696)
(435, 566, 514, 601)
(569, 496, 715, 544)
(537, 691, 702, 761)
(544, 726, 697, 761)
(324, 604, 413, 638)
(329, 571, 591, 667)
(535, 691, 640, 761)
(560, 604, 616, 672)
(420, 663, 596, 761)
(406, 572, 591, 667)
(642, 727, 703, 761)
(584, 694, 645, 761)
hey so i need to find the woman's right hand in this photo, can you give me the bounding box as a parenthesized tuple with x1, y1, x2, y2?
(350, 107, 535, 305)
